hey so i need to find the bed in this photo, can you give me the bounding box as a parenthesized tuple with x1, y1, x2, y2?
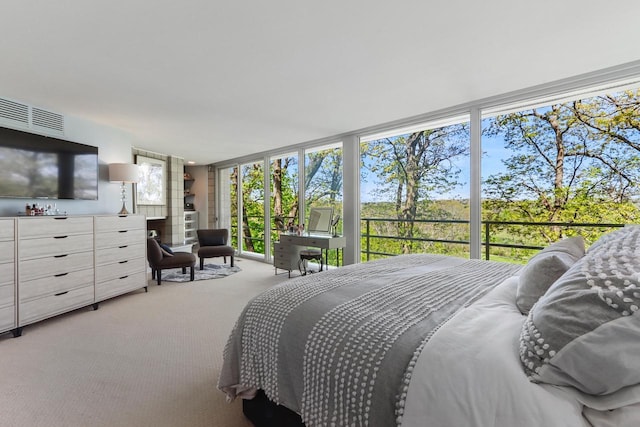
(219, 227, 640, 426)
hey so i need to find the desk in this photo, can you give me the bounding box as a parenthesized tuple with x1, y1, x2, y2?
(274, 234, 346, 276)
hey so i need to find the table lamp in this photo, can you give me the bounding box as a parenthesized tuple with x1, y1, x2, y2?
(109, 163, 140, 215)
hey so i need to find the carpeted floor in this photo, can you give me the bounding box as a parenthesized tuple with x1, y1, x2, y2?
(0, 257, 288, 427)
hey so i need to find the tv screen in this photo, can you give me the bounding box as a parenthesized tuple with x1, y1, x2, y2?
(0, 126, 98, 200)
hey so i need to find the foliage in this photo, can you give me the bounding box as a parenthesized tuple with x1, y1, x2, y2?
(361, 89, 640, 263)
(231, 89, 640, 265)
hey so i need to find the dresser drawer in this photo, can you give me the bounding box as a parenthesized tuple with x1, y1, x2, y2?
(19, 233, 93, 260)
(95, 228, 146, 249)
(95, 271, 146, 302)
(95, 243, 145, 266)
(0, 240, 15, 264)
(19, 268, 94, 302)
(19, 251, 94, 282)
(0, 219, 15, 241)
(96, 257, 146, 283)
(274, 242, 301, 257)
(0, 282, 14, 309)
(274, 258, 297, 270)
(18, 284, 94, 326)
(0, 259, 14, 286)
(18, 216, 93, 239)
(95, 215, 145, 233)
(0, 304, 15, 333)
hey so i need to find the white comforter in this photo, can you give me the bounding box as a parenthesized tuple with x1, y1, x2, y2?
(402, 276, 640, 427)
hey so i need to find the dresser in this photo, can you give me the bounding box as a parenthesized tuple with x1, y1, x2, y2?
(5, 214, 147, 338)
(94, 215, 147, 304)
(17, 216, 95, 330)
(0, 219, 16, 335)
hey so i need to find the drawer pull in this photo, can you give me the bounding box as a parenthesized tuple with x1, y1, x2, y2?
(118, 230, 128, 233)
(53, 235, 68, 239)
(54, 254, 68, 258)
(119, 260, 128, 264)
(119, 275, 129, 280)
(54, 291, 69, 296)
(54, 217, 68, 220)
(54, 272, 69, 277)
(118, 245, 128, 249)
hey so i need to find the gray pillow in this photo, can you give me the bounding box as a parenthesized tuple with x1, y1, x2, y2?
(516, 236, 585, 315)
(520, 227, 640, 395)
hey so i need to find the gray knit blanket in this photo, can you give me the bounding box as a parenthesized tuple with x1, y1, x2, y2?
(219, 254, 521, 426)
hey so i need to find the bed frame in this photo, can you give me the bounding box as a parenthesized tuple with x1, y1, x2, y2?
(242, 390, 305, 427)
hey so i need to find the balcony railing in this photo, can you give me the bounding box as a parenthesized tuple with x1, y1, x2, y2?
(361, 217, 624, 262)
(231, 217, 625, 264)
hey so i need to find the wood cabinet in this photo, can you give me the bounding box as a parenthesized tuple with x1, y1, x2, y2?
(3, 214, 147, 338)
(94, 215, 147, 303)
(17, 216, 94, 328)
(0, 219, 15, 335)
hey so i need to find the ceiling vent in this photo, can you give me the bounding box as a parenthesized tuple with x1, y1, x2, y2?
(0, 98, 29, 129)
(0, 96, 65, 136)
(32, 107, 64, 134)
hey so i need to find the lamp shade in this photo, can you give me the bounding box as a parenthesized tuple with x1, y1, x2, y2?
(109, 163, 139, 183)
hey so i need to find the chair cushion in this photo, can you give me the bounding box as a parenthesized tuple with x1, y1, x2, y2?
(200, 235, 225, 246)
(157, 252, 196, 268)
(198, 245, 234, 257)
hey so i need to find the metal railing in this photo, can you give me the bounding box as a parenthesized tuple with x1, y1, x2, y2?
(361, 217, 625, 261)
(231, 217, 625, 263)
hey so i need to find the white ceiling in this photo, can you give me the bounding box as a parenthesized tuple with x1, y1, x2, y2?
(1, 1, 639, 165)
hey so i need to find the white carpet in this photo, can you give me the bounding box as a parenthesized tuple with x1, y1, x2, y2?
(0, 258, 288, 427)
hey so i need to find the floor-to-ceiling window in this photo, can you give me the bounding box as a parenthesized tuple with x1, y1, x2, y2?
(481, 87, 640, 262)
(270, 152, 299, 254)
(240, 160, 265, 257)
(304, 143, 343, 265)
(359, 118, 471, 261)
(215, 73, 640, 266)
(224, 166, 239, 249)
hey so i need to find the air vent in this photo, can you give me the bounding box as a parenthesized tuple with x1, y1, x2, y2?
(32, 107, 64, 133)
(0, 98, 29, 128)
(0, 96, 65, 136)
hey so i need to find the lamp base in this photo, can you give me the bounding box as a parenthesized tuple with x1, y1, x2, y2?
(117, 181, 131, 215)
(118, 201, 130, 215)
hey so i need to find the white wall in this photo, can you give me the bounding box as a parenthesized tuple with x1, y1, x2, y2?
(0, 114, 134, 216)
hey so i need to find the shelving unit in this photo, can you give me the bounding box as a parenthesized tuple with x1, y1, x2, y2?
(183, 171, 198, 245)
(184, 174, 195, 210)
(184, 211, 198, 245)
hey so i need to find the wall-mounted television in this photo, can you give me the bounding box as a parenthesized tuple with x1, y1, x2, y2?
(0, 126, 98, 200)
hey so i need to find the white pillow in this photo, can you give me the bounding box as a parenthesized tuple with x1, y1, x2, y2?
(520, 227, 640, 395)
(515, 236, 585, 315)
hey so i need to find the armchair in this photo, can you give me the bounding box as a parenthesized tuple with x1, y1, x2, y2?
(197, 229, 235, 269)
(146, 238, 196, 285)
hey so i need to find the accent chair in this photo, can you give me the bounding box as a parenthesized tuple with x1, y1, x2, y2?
(146, 238, 196, 285)
(196, 229, 235, 270)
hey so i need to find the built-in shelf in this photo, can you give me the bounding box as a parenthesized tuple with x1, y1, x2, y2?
(184, 211, 198, 245)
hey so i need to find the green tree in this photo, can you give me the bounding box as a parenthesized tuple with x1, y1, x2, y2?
(362, 125, 469, 254)
(483, 90, 640, 251)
